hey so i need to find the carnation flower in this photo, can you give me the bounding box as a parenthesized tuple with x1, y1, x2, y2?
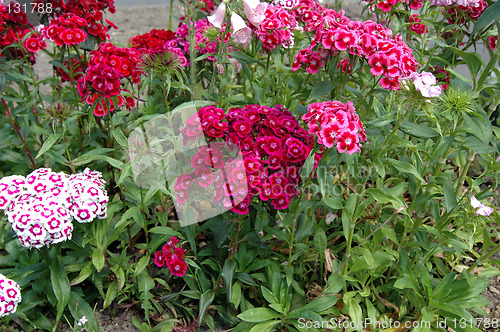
(0, 168, 108, 249)
(154, 237, 187, 277)
(0, 274, 22, 317)
(471, 196, 494, 216)
(404, 71, 442, 98)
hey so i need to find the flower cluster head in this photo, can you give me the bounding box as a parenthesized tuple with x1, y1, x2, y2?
(252, 4, 298, 51)
(154, 237, 187, 277)
(78, 43, 139, 116)
(434, 0, 488, 24)
(0, 3, 46, 63)
(471, 196, 494, 216)
(409, 14, 428, 35)
(403, 71, 442, 98)
(489, 36, 498, 50)
(0, 274, 21, 318)
(176, 18, 218, 62)
(363, 0, 423, 13)
(32, 0, 116, 21)
(303, 101, 366, 154)
(180, 104, 317, 213)
(0, 168, 108, 249)
(291, 0, 419, 90)
(129, 29, 177, 54)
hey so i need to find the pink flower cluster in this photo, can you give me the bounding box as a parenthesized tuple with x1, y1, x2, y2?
(253, 5, 298, 51)
(0, 274, 21, 318)
(403, 71, 442, 98)
(176, 18, 217, 62)
(129, 28, 189, 66)
(0, 3, 46, 63)
(0, 168, 108, 249)
(179, 105, 318, 213)
(443, 0, 488, 24)
(471, 196, 494, 216)
(77, 43, 139, 116)
(154, 237, 187, 277)
(363, 0, 423, 13)
(302, 101, 366, 154)
(291, 0, 419, 90)
(409, 14, 428, 35)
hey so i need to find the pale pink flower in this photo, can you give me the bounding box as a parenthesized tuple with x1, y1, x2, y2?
(207, 2, 226, 28)
(243, 0, 268, 27)
(471, 196, 494, 216)
(496, 156, 500, 162)
(406, 71, 442, 98)
(231, 12, 252, 45)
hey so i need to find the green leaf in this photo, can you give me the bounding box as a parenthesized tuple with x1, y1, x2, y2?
(400, 121, 439, 138)
(230, 281, 242, 308)
(103, 281, 118, 308)
(442, 177, 457, 213)
(70, 262, 92, 286)
(222, 260, 236, 300)
(92, 248, 105, 272)
(432, 272, 455, 300)
(261, 286, 279, 305)
(366, 188, 405, 210)
(323, 196, 343, 210)
(302, 296, 338, 312)
(237, 308, 281, 323)
(51, 257, 71, 332)
(462, 136, 496, 154)
(198, 290, 215, 327)
(230, 50, 264, 65)
(36, 133, 61, 159)
(472, 1, 500, 35)
(114, 206, 141, 229)
(448, 47, 483, 81)
(133, 255, 150, 278)
(68, 292, 100, 332)
(112, 128, 128, 148)
(314, 229, 327, 257)
(308, 81, 335, 101)
(383, 158, 425, 183)
(249, 320, 280, 332)
(149, 226, 182, 238)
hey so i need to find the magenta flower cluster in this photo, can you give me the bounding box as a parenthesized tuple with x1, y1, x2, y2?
(291, 0, 419, 90)
(179, 105, 319, 214)
(0, 274, 21, 318)
(154, 237, 187, 277)
(252, 4, 298, 51)
(302, 101, 367, 154)
(0, 168, 108, 249)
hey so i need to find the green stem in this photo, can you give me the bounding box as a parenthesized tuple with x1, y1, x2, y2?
(467, 242, 500, 273)
(455, 150, 474, 198)
(262, 53, 271, 103)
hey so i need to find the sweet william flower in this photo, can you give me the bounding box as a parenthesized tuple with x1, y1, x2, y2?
(231, 12, 252, 45)
(471, 196, 494, 216)
(207, 2, 226, 28)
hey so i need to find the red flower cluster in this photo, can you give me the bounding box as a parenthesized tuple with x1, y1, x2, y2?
(291, 0, 419, 91)
(489, 36, 498, 51)
(0, 3, 46, 63)
(31, 0, 116, 20)
(253, 5, 298, 51)
(179, 105, 318, 213)
(364, 0, 423, 13)
(445, 0, 488, 24)
(77, 43, 140, 116)
(129, 29, 176, 54)
(154, 237, 187, 277)
(302, 101, 366, 154)
(409, 14, 428, 35)
(40, 11, 115, 46)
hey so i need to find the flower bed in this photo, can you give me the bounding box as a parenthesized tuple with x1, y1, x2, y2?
(0, 0, 499, 331)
